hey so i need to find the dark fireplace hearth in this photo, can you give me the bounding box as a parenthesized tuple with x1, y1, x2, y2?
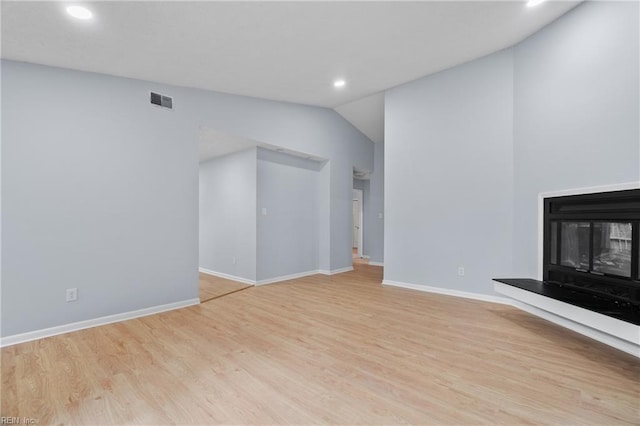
(495, 188, 640, 325)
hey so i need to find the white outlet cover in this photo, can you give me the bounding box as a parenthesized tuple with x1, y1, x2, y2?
(66, 288, 78, 302)
(261, 207, 267, 215)
(458, 267, 465, 276)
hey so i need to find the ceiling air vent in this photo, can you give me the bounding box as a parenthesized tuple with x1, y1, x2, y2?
(150, 92, 173, 109)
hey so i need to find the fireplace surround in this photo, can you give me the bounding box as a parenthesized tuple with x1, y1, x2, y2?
(543, 189, 639, 308)
(494, 185, 640, 356)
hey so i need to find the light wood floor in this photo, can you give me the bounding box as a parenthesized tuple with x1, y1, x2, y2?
(352, 248, 369, 265)
(199, 272, 252, 303)
(2, 264, 638, 424)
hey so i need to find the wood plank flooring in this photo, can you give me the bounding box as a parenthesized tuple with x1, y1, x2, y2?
(2, 263, 639, 424)
(199, 272, 252, 303)
(352, 248, 369, 265)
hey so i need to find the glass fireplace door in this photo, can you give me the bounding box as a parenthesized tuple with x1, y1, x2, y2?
(559, 222, 590, 270)
(593, 222, 632, 277)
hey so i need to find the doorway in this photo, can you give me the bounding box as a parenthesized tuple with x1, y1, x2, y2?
(352, 189, 363, 260)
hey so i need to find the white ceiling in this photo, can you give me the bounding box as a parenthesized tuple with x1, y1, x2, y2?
(335, 92, 385, 144)
(2, 1, 581, 144)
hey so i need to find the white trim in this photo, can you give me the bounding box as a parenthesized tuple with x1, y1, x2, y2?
(495, 282, 639, 358)
(369, 261, 384, 267)
(318, 266, 354, 276)
(256, 270, 319, 286)
(536, 181, 640, 280)
(362, 255, 371, 259)
(0, 298, 200, 348)
(382, 279, 511, 305)
(328, 266, 354, 275)
(199, 267, 256, 285)
(200, 266, 355, 283)
(353, 188, 364, 258)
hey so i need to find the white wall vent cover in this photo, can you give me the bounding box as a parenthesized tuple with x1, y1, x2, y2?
(150, 92, 173, 109)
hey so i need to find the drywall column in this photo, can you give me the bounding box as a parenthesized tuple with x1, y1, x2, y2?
(369, 140, 384, 265)
(317, 162, 331, 273)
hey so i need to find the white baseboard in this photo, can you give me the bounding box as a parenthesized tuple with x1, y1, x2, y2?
(382, 279, 511, 305)
(362, 255, 371, 259)
(0, 298, 200, 348)
(318, 266, 354, 276)
(369, 261, 384, 267)
(256, 270, 319, 286)
(200, 266, 355, 285)
(199, 267, 256, 285)
(495, 282, 639, 358)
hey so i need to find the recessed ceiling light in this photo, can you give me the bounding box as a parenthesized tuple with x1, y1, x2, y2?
(333, 79, 346, 88)
(66, 5, 93, 20)
(526, 0, 546, 8)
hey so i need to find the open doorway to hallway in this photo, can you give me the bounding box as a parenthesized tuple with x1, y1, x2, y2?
(352, 187, 369, 266)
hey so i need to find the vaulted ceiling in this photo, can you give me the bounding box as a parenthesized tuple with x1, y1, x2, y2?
(2, 1, 581, 144)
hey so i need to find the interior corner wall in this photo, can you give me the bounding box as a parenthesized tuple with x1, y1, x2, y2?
(256, 149, 321, 281)
(512, 0, 640, 277)
(384, 49, 515, 295)
(317, 162, 331, 273)
(199, 148, 257, 281)
(384, 1, 639, 297)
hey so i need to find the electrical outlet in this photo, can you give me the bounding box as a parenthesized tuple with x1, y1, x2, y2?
(66, 288, 78, 302)
(232, 256, 237, 265)
(458, 267, 465, 276)
(261, 207, 267, 216)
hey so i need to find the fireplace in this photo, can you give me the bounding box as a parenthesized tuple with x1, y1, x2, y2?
(543, 189, 639, 309)
(495, 188, 640, 326)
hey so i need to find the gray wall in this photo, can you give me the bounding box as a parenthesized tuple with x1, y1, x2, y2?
(199, 149, 257, 281)
(369, 140, 385, 264)
(2, 61, 199, 336)
(385, 49, 515, 295)
(512, 0, 640, 277)
(2, 60, 373, 337)
(257, 149, 322, 280)
(384, 1, 639, 296)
